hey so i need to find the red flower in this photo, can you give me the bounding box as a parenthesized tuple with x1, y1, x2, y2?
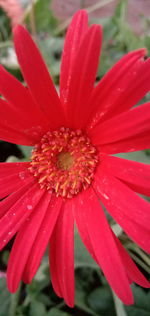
(0, 10, 150, 307)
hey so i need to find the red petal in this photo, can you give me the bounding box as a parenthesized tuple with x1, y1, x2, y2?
(13, 26, 65, 128)
(0, 66, 49, 146)
(87, 48, 147, 130)
(107, 57, 150, 118)
(72, 195, 98, 263)
(0, 66, 48, 130)
(60, 10, 88, 109)
(0, 103, 46, 145)
(65, 24, 102, 128)
(74, 188, 133, 304)
(0, 163, 31, 198)
(7, 191, 51, 293)
(90, 102, 150, 154)
(0, 178, 34, 219)
(100, 155, 150, 196)
(50, 201, 74, 307)
(0, 122, 36, 146)
(111, 231, 150, 288)
(0, 183, 44, 250)
(0, 162, 30, 177)
(22, 195, 62, 283)
(0, 174, 32, 199)
(94, 170, 150, 253)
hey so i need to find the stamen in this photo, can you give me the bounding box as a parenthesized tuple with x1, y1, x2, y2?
(29, 127, 98, 198)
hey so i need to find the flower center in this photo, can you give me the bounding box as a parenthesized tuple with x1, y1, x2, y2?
(29, 127, 98, 198)
(57, 152, 74, 170)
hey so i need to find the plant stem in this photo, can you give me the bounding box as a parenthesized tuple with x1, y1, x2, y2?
(29, 0, 37, 38)
(128, 251, 150, 274)
(128, 244, 150, 267)
(9, 286, 21, 316)
(112, 291, 127, 316)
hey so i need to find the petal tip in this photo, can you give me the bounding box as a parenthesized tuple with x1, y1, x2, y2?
(13, 24, 29, 41)
(73, 9, 88, 19)
(139, 47, 148, 56)
(13, 24, 24, 35)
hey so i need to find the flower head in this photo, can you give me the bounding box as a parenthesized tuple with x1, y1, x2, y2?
(0, 10, 150, 307)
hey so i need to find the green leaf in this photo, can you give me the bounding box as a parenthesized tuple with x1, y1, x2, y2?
(125, 285, 150, 316)
(125, 307, 150, 316)
(17, 145, 33, 159)
(87, 287, 116, 316)
(0, 8, 11, 41)
(75, 232, 98, 270)
(0, 278, 11, 316)
(29, 300, 47, 316)
(47, 308, 70, 316)
(34, 256, 49, 281)
(2, 250, 9, 265)
(25, 0, 58, 33)
(131, 285, 150, 311)
(116, 151, 150, 164)
(75, 289, 98, 316)
(38, 37, 64, 80)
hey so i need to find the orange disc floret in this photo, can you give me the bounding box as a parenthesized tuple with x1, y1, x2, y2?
(29, 127, 98, 198)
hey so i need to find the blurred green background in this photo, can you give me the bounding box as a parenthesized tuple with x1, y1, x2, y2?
(0, 0, 150, 315)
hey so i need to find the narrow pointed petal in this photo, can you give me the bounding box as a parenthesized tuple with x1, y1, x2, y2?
(0, 70, 49, 146)
(0, 107, 32, 145)
(7, 191, 51, 293)
(60, 10, 88, 108)
(65, 25, 102, 128)
(0, 103, 47, 145)
(72, 196, 98, 263)
(94, 170, 150, 229)
(90, 102, 150, 154)
(0, 162, 30, 177)
(0, 173, 32, 199)
(87, 49, 147, 130)
(13, 26, 65, 128)
(111, 231, 150, 288)
(0, 178, 34, 219)
(0, 183, 44, 250)
(22, 195, 62, 283)
(0, 67, 49, 140)
(0, 162, 31, 199)
(74, 188, 133, 305)
(94, 170, 150, 253)
(50, 202, 74, 307)
(0, 122, 36, 146)
(100, 155, 150, 196)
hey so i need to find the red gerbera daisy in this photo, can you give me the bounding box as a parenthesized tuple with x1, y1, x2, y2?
(0, 10, 150, 307)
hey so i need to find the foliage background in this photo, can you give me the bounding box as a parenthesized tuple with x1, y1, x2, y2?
(0, 0, 150, 315)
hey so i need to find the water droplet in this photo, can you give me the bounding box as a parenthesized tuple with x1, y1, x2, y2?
(27, 205, 33, 210)
(19, 172, 25, 180)
(103, 193, 109, 200)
